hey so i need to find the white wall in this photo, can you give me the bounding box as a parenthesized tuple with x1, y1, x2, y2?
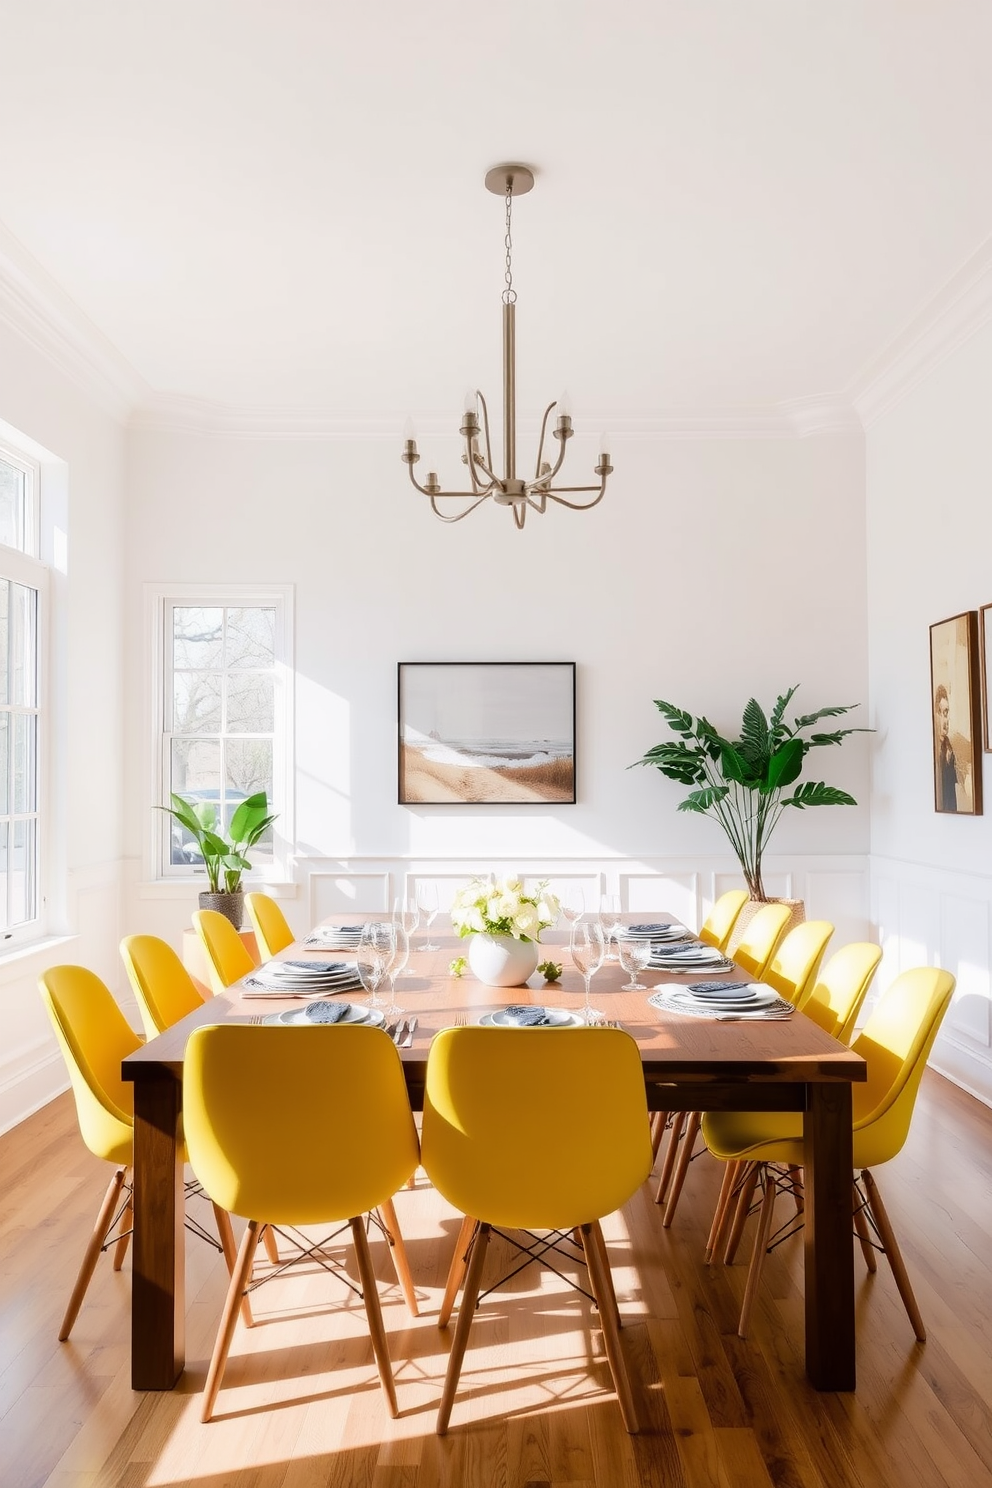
(0, 321, 127, 1131)
(122, 424, 871, 950)
(866, 316, 992, 1103)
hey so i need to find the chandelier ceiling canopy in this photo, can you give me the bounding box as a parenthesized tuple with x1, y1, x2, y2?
(402, 164, 613, 529)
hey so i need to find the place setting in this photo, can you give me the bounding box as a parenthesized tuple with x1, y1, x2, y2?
(261, 998, 385, 1027)
(241, 958, 364, 997)
(477, 1004, 584, 1027)
(301, 923, 364, 951)
(620, 921, 693, 944)
(645, 942, 736, 973)
(648, 980, 794, 1021)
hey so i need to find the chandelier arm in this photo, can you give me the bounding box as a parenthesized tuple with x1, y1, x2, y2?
(469, 449, 501, 486)
(476, 391, 496, 476)
(525, 490, 549, 515)
(406, 463, 497, 502)
(533, 402, 556, 480)
(526, 441, 569, 493)
(512, 501, 527, 530)
(429, 492, 495, 523)
(542, 482, 609, 511)
(463, 433, 485, 494)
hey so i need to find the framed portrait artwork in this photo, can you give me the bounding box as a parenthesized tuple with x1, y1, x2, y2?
(980, 603, 992, 752)
(397, 662, 576, 805)
(930, 611, 982, 815)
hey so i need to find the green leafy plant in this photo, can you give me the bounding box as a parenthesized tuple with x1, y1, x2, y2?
(449, 956, 468, 978)
(537, 960, 563, 983)
(632, 687, 867, 902)
(160, 791, 277, 893)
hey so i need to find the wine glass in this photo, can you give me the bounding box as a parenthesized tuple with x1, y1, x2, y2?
(617, 935, 651, 991)
(599, 894, 622, 961)
(392, 896, 420, 971)
(356, 921, 393, 1013)
(382, 921, 410, 1019)
(571, 920, 605, 1025)
(417, 883, 441, 952)
(559, 885, 585, 927)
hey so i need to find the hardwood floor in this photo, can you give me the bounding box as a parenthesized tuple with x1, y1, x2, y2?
(2, 1072, 991, 1488)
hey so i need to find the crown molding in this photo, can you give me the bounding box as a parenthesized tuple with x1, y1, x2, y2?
(851, 235, 992, 428)
(0, 223, 148, 424)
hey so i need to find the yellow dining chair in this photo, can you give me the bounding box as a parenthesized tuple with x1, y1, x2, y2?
(192, 908, 258, 993)
(182, 1022, 420, 1422)
(764, 919, 835, 1006)
(703, 965, 955, 1338)
(654, 912, 830, 1226)
(698, 889, 749, 952)
(703, 941, 883, 1264)
(244, 892, 294, 961)
(732, 902, 794, 979)
(38, 965, 238, 1341)
(120, 934, 205, 1039)
(421, 1025, 653, 1435)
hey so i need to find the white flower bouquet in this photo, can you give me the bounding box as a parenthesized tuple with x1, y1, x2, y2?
(450, 876, 560, 943)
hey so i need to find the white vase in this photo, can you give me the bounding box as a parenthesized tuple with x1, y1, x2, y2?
(468, 933, 540, 988)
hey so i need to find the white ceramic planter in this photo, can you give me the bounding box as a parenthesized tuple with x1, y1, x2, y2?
(467, 933, 540, 988)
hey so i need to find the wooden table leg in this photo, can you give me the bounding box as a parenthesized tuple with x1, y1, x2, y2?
(803, 1081, 855, 1390)
(131, 1072, 185, 1389)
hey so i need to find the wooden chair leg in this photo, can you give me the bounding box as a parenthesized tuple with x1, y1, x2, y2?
(650, 1111, 669, 1163)
(705, 1161, 740, 1263)
(437, 1222, 491, 1435)
(201, 1219, 261, 1422)
(261, 1225, 280, 1264)
(662, 1111, 701, 1228)
(654, 1110, 687, 1204)
(862, 1168, 926, 1342)
(439, 1214, 477, 1329)
(213, 1204, 254, 1326)
(738, 1169, 777, 1339)
(59, 1167, 127, 1341)
(581, 1222, 640, 1434)
(787, 1164, 805, 1213)
(378, 1195, 419, 1317)
(351, 1215, 399, 1418)
(724, 1162, 760, 1265)
(852, 1184, 878, 1274)
(112, 1169, 133, 1271)
(589, 1220, 622, 1331)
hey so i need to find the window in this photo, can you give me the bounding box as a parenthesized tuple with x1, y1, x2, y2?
(0, 445, 45, 942)
(153, 588, 292, 880)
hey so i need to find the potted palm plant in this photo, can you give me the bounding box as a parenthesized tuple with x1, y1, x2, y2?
(632, 687, 866, 908)
(160, 790, 277, 928)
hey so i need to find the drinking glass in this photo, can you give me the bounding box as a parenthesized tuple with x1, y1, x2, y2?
(392, 896, 420, 971)
(599, 894, 623, 961)
(382, 921, 410, 1019)
(617, 935, 651, 990)
(559, 885, 585, 927)
(417, 883, 441, 952)
(356, 921, 393, 1013)
(571, 920, 605, 1025)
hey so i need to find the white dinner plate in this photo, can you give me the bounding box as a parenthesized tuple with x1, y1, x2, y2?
(263, 1003, 386, 1027)
(667, 986, 784, 1011)
(479, 1007, 584, 1028)
(623, 924, 691, 942)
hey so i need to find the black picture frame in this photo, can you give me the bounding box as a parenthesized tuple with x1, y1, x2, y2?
(930, 611, 983, 815)
(397, 662, 576, 805)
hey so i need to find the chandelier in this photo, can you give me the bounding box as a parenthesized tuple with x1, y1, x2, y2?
(402, 164, 613, 529)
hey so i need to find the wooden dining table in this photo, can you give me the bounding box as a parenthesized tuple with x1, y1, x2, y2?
(121, 917, 866, 1395)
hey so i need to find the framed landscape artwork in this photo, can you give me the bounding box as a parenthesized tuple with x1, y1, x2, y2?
(930, 611, 982, 815)
(397, 662, 576, 805)
(980, 603, 992, 752)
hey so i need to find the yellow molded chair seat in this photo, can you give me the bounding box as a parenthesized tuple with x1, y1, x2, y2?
(801, 941, 883, 1043)
(732, 902, 794, 979)
(120, 934, 205, 1039)
(183, 1023, 420, 1422)
(38, 965, 237, 1341)
(192, 908, 258, 993)
(702, 966, 956, 1339)
(244, 892, 294, 961)
(698, 889, 749, 952)
(421, 1025, 653, 1435)
(764, 919, 835, 1005)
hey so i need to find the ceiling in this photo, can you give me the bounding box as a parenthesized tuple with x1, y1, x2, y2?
(1, 1, 991, 429)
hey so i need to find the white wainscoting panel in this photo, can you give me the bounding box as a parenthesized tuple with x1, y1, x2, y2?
(870, 855, 992, 1106)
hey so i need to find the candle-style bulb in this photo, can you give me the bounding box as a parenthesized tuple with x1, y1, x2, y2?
(556, 389, 572, 420)
(402, 417, 417, 442)
(463, 387, 478, 414)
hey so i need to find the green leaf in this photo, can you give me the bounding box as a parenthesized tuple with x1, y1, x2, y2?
(738, 698, 770, 763)
(792, 704, 858, 730)
(229, 792, 272, 845)
(769, 686, 800, 733)
(808, 727, 870, 747)
(720, 744, 756, 785)
(782, 781, 857, 809)
(678, 786, 730, 812)
(765, 737, 806, 791)
(653, 700, 695, 735)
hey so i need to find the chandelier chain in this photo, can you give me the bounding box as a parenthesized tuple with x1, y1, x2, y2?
(502, 180, 516, 305)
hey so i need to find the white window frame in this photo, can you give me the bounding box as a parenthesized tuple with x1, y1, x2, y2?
(146, 584, 294, 887)
(0, 439, 40, 559)
(0, 546, 48, 948)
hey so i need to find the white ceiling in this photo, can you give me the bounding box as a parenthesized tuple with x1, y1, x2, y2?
(1, 1, 991, 427)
